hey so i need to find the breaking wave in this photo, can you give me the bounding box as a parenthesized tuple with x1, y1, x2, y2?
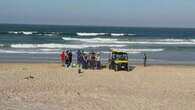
(111, 33, 126, 36)
(101, 51, 141, 54)
(0, 44, 4, 47)
(1, 31, 136, 37)
(76, 32, 107, 36)
(111, 48, 164, 52)
(0, 49, 59, 54)
(8, 31, 37, 35)
(10, 43, 126, 49)
(100, 48, 164, 54)
(157, 39, 186, 42)
(62, 37, 118, 43)
(0, 48, 164, 54)
(125, 41, 195, 45)
(76, 32, 135, 36)
(62, 37, 195, 45)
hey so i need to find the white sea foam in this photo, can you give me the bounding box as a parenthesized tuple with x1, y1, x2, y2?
(11, 43, 126, 49)
(190, 39, 195, 42)
(39, 49, 61, 51)
(11, 44, 67, 48)
(8, 31, 19, 34)
(0, 49, 59, 54)
(62, 37, 118, 43)
(77, 32, 106, 36)
(62, 37, 195, 45)
(111, 48, 164, 52)
(22, 31, 34, 35)
(106, 48, 164, 54)
(157, 39, 185, 42)
(111, 33, 125, 36)
(125, 41, 195, 45)
(125, 38, 195, 45)
(8, 31, 36, 35)
(68, 37, 137, 44)
(76, 32, 135, 36)
(128, 33, 136, 36)
(101, 51, 140, 54)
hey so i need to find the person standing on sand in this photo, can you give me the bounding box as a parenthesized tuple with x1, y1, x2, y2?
(60, 51, 65, 66)
(77, 50, 81, 65)
(96, 53, 101, 69)
(90, 52, 96, 69)
(64, 50, 69, 68)
(82, 53, 87, 69)
(144, 53, 147, 67)
(67, 50, 72, 67)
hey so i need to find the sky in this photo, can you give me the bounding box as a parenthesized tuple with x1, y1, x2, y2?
(0, 0, 195, 27)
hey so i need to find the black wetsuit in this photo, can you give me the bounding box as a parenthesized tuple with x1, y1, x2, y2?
(67, 52, 72, 67)
(144, 54, 147, 67)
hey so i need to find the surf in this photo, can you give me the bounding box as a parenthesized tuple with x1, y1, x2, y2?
(10, 43, 127, 49)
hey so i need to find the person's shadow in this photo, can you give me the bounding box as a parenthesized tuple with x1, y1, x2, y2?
(78, 68, 84, 74)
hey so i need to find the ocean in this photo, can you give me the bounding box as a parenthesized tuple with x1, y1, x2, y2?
(1, 24, 195, 64)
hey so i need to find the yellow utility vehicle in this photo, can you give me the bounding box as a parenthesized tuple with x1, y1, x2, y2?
(109, 49, 129, 71)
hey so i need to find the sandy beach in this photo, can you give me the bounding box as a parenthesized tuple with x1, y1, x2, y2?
(0, 64, 195, 110)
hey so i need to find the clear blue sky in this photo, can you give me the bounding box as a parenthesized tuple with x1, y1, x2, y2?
(0, 0, 195, 27)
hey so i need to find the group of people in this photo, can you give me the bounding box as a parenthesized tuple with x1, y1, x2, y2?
(77, 50, 101, 69)
(60, 50, 72, 67)
(60, 50, 101, 69)
(60, 49, 147, 69)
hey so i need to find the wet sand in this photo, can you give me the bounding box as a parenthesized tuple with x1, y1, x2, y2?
(0, 64, 195, 110)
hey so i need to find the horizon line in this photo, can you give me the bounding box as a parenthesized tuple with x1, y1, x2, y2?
(1, 23, 195, 29)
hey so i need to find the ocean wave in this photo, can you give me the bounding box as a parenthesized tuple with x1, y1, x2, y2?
(8, 31, 19, 34)
(125, 41, 195, 45)
(101, 48, 164, 54)
(129, 39, 195, 45)
(0, 49, 139, 54)
(39, 49, 61, 51)
(62, 37, 118, 43)
(76, 32, 107, 36)
(0, 49, 59, 54)
(128, 33, 136, 36)
(3, 31, 137, 37)
(0, 44, 11, 48)
(126, 38, 195, 45)
(155, 39, 194, 42)
(7, 31, 62, 36)
(190, 39, 195, 42)
(111, 48, 164, 52)
(101, 51, 140, 54)
(63, 37, 139, 44)
(0, 48, 162, 55)
(62, 37, 195, 45)
(77, 32, 134, 36)
(10, 44, 126, 49)
(111, 33, 126, 36)
(8, 31, 37, 35)
(22, 31, 35, 35)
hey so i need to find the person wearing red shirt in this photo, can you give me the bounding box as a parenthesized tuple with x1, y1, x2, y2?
(60, 51, 65, 66)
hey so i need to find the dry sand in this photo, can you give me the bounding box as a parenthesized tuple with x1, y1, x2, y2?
(0, 64, 195, 110)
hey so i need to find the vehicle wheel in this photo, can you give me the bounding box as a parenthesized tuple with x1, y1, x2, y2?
(127, 67, 129, 72)
(109, 64, 111, 70)
(126, 65, 129, 72)
(115, 64, 118, 72)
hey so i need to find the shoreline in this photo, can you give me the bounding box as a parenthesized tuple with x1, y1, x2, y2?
(1, 62, 195, 66)
(1, 51, 195, 65)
